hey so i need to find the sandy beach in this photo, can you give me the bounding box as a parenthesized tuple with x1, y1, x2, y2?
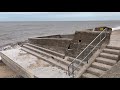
(0, 21, 120, 48)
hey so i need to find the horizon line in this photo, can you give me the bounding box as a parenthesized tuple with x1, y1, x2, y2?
(0, 20, 120, 22)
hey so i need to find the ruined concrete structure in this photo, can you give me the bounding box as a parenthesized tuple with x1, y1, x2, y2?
(1, 26, 118, 78)
(28, 27, 111, 58)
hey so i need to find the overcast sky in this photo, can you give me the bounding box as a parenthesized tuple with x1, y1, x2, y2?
(0, 12, 120, 21)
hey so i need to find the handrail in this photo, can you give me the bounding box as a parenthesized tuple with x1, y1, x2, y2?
(68, 28, 107, 77)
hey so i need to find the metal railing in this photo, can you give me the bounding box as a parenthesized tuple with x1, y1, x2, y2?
(68, 28, 107, 77)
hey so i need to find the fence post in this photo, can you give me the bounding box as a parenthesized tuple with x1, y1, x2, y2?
(68, 66, 70, 76)
(72, 63, 74, 78)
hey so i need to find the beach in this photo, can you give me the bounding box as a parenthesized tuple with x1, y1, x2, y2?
(0, 21, 120, 78)
(0, 21, 120, 48)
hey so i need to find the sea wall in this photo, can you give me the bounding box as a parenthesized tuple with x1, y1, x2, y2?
(28, 30, 111, 58)
(65, 31, 101, 57)
(65, 30, 111, 58)
(28, 38, 72, 48)
(36, 34, 74, 39)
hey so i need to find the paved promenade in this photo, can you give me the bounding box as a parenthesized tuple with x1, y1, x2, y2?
(102, 30, 120, 78)
(109, 30, 120, 47)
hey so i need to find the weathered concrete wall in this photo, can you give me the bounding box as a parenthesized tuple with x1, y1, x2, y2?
(65, 31, 111, 58)
(72, 31, 100, 44)
(36, 34, 74, 39)
(65, 31, 101, 57)
(37, 35, 62, 38)
(28, 29, 111, 58)
(28, 38, 72, 48)
(61, 34, 74, 39)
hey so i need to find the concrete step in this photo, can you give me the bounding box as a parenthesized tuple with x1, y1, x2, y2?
(81, 73, 99, 78)
(96, 57, 117, 65)
(25, 43, 65, 58)
(99, 53, 118, 60)
(87, 67, 105, 76)
(91, 62, 112, 71)
(106, 45, 120, 50)
(22, 46, 71, 66)
(21, 47, 68, 71)
(103, 48, 120, 55)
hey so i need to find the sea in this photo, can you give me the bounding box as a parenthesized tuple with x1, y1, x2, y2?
(0, 21, 120, 47)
